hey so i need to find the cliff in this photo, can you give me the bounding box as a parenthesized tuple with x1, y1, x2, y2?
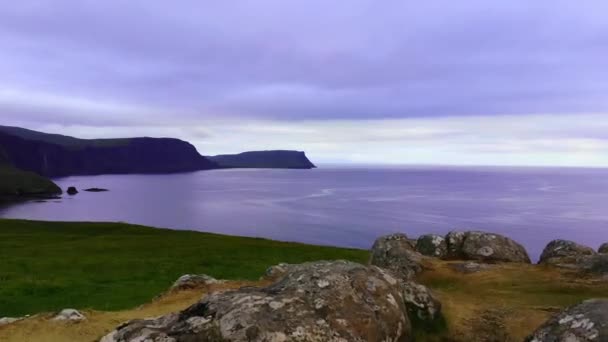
(0, 126, 217, 177)
(209, 150, 316, 169)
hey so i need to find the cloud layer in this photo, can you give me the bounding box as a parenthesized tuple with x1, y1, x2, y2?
(1, 1, 607, 165)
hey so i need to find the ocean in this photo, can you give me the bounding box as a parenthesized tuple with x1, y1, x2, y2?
(2, 166, 608, 261)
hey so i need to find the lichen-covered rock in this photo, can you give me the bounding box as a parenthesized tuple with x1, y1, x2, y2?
(460, 231, 531, 263)
(445, 231, 530, 263)
(589, 254, 608, 275)
(52, 309, 85, 321)
(262, 263, 291, 281)
(526, 299, 608, 341)
(370, 233, 424, 280)
(598, 243, 608, 254)
(170, 274, 220, 291)
(401, 281, 442, 324)
(416, 234, 448, 258)
(539, 239, 596, 265)
(100, 260, 412, 342)
(445, 231, 467, 259)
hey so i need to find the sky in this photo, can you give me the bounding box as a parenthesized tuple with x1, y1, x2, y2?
(1, 1, 608, 166)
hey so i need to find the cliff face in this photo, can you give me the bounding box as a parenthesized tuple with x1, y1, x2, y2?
(0, 130, 217, 177)
(209, 150, 316, 169)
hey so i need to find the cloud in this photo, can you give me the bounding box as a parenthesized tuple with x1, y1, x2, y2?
(0, 1, 607, 165)
(7, 113, 607, 167)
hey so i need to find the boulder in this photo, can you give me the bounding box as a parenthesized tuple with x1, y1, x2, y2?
(52, 308, 85, 321)
(539, 239, 596, 265)
(100, 260, 412, 342)
(526, 299, 608, 341)
(589, 254, 608, 276)
(170, 274, 220, 291)
(66, 186, 78, 195)
(445, 231, 531, 263)
(370, 233, 424, 280)
(598, 243, 608, 254)
(416, 234, 448, 258)
(401, 281, 442, 324)
(445, 231, 467, 259)
(262, 263, 291, 281)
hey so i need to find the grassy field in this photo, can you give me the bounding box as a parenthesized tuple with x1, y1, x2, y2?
(0, 167, 61, 197)
(0, 219, 368, 317)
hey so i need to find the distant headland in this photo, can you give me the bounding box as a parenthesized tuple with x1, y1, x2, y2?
(0, 125, 316, 199)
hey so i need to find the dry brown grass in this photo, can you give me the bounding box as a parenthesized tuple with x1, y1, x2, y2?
(0, 281, 265, 342)
(1, 261, 606, 342)
(415, 260, 608, 341)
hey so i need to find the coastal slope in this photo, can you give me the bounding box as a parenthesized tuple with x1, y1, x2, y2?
(0, 126, 217, 177)
(0, 166, 62, 198)
(0, 145, 61, 198)
(209, 150, 316, 169)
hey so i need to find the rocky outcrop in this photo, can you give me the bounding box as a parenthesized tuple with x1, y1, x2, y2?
(209, 150, 316, 169)
(526, 299, 608, 341)
(84, 188, 109, 192)
(0, 129, 217, 177)
(445, 231, 467, 259)
(370, 233, 425, 280)
(445, 231, 531, 263)
(100, 260, 411, 342)
(539, 239, 596, 265)
(598, 243, 608, 254)
(170, 274, 220, 291)
(402, 281, 442, 324)
(52, 309, 86, 322)
(67, 186, 78, 195)
(416, 234, 448, 258)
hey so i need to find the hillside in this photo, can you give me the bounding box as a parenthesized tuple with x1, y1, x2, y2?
(0, 144, 61, 198)
(0, 125, 123, 148)
(0, 166, 62, 198)
(1, 221, 608, 341)
(0, 128, 217, 177)
(210, 150, 316, 169)
(0, 219, 367, 317)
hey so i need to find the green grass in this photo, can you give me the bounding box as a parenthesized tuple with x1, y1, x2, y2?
(0, 166, 61, 197)
(0, 219, 368, 317)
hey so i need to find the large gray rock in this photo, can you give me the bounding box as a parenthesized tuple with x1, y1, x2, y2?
(445, 231, 531, 263)
(370, 233, 424, 280)
(52, 308, 85, 322)
(445, 231, 467, 259)
(539, 240, 596, 265)
(416, 234, 448, 258)
(170, 274, 220, 291)
(401, 281, 442, 324)
(100, 261, 412, 342)
(526, 299, 608, 341)
(598, 243, 608, 254)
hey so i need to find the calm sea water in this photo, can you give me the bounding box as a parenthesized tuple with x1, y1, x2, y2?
(2, 166, 608, 261)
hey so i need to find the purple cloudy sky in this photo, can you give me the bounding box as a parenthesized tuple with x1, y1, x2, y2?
(1, 1, 608, 166)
